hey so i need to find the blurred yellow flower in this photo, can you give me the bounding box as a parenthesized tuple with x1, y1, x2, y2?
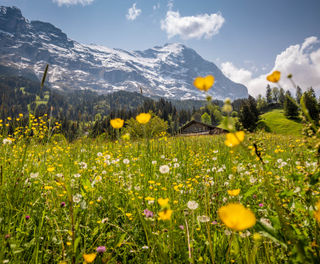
(83, 253, 96, 263)
(193, 75, 214, 92)
(218, 203, 256, 231)
(158, 209, 173, 221)
(110, 118, 124, 129)
(225, 131, 245, 147)
(266, 71, 281, 83)
(47, 167, 55, 172)
(228, 189, 240, 196)
(314, 200, 320, 223)
(136, 113, 151, 124)
(158, 198, 169, 208)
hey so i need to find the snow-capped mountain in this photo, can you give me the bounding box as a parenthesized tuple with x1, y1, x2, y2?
(0, 6, 248, 100)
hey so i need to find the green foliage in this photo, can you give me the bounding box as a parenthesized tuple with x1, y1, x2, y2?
(201, 112, 211, 125)
(284, 92, 299, 119)
(239, 96, 259, 131)
(301, 88, 319, 122)
(124, 114, 168, 138)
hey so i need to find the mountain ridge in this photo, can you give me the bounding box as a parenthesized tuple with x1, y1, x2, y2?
(0, 6, 248, 100)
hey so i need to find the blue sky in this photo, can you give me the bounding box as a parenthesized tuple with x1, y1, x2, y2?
(1, 0, 320, 95)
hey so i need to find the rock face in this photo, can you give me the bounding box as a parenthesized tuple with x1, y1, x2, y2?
(0, 6, 248, 100)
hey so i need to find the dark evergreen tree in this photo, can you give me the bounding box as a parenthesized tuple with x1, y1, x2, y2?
(279, 88, 285, 106)
(266, 85, 272, 105)
(302, 88, 319, 122)
(284, 91, 299, 119)
(238, 96, 259, 131)
(296, 86, 302, 104)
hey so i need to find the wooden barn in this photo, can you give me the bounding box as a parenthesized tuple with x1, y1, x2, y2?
(179, 120, 228, 136)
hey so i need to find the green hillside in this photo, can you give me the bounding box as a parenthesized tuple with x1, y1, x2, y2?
(260, 109, 303, 135)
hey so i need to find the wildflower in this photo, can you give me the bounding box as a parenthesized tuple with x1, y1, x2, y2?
(47, 166, 55, 172)
(266, 70, 281, 83)
(143, 209, 154, 218)
(259, 203, 263, 207)
(142, 245, 149, 249)
(123, 158, 130, 165)
(197, 215, 210, 223)
(73, 194, 82, 203)
(179, 225, 184, 230)
(158, 198, 169, 208)
(73, 173, 81, 178)
(314, 200, 320, 223)
(25, 215, 30, 220)
(30, 172, 39, 179)
(83, 253, 96, 263)
(227, 189, 240, 196)
(158, 209, 173, 221)
(110, 118, 124, 129)
(96, 246, 106, 253)
(122, 133, 130, 140)
(193, 75, 214, 91)
(225, 131, 245, 147)
(159, 165, 170, 174)
(187, 201, 199, 210)
(218, 203, 256, 231)
(136, 113, 151, 124)
(2, 138, 12, 145)
(60, 202, 66, 207)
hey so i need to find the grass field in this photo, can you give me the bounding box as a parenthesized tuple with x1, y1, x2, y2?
(260, 109, 303, 135)
(1, 117, 320, 263)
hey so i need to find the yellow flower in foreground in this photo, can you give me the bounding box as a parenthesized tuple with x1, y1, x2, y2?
(266, 70, 281, 83)
(110, 118, 124, 129)
(83, 253, 97, 263)
(228, 189, 240, 196)
(314, 200, 320, 223)
(225, 131, 245, 147)
(193, 75, 215, 92)
(47, 167, 55, 172)
(158, 198, 169, 208)
(136, 113, 151, 124)
(218, 203, 256, 231)
(158, 209, 173, 221)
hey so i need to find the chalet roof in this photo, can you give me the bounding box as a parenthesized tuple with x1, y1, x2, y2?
(179, 120, 220, 131)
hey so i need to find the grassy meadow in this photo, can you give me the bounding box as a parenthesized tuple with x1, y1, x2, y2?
(0, 115, 320, 263)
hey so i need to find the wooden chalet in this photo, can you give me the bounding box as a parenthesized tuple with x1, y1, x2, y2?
(179, 120, 228, 136)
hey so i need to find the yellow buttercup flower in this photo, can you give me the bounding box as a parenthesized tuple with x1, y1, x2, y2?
(225, 131, 245, 147)
(266, 71, 281, 83)
(158, 209, 173, 221)
(314, 200, 320, 223)
(218, 203, 256, 231)
(158, 198, 169, 208)
(193, 75, 215, 92)
(83, 253, 97, 263)
(136, 113, 151, 124)
(110, 118, 124, 129)
(228, 189, 240, 196)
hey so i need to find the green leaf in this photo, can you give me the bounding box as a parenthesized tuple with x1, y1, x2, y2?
(115, 233, 126, 248)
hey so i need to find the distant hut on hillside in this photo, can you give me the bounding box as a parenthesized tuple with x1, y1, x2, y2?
(179, 120, 228, 136)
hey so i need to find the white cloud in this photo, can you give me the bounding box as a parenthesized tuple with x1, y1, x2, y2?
(161, 10, 225, 40)
(221, 36, 320, 97)
(52, 0, 94, 6)
(126, 3, 141, 21)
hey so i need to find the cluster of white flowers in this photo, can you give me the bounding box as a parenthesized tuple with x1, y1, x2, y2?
(2, 138, 12, 145)
(159, 165, 170, 174)
(187, 201, 199, 210)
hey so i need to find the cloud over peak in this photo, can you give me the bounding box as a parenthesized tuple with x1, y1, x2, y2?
(161, 10, 225, 40)
(126, 3, 141, 21)
(52, 0, 94, 6)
